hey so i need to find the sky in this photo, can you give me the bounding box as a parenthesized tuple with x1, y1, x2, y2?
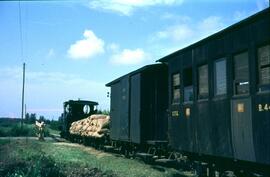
(0, 0, 269, 120)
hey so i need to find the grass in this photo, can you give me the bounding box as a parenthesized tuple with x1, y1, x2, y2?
(46, 125, 60, 136)
(0, 139, 187, 177)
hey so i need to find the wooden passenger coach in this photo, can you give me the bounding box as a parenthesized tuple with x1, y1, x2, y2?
(158, 7, 270, 166)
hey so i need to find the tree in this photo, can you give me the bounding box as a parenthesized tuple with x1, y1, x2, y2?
(96, 109, 110, 115)
(29, 113, 36, 124)
(25, 113, 30, 123)
(39, 115, 45, 122)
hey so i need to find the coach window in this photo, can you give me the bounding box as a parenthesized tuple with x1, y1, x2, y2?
(184, 67, 193, 102)
(214, 58, 227, 96)
(233, 52, 249, 95)
(257, 44, 270, 92)
(198, 64, 209, 99)
(172, 73, 180, 103)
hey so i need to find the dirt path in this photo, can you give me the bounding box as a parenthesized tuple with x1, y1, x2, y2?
(54, 142, 112, 158)
(0, 136, 54, 141)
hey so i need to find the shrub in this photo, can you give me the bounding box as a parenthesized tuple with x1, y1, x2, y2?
(0, 128, 7, 137)
(9, 125, 33, 137)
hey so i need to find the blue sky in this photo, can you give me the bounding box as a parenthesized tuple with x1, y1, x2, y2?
(0, 0, 269, 119)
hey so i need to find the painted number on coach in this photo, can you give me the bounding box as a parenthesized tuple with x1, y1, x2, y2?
(172, 111, 179, 117)
(258, 104, 270, 112)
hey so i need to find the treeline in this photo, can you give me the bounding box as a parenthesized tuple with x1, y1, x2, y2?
(24, 113, 61, 131)
(96, 109, 110, 115)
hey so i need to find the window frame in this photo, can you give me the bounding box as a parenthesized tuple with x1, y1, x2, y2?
(183, 67, 193, 103)
(257, 44, 270, 92)
(197, 64, 209, 100)
(214, 58, 227, 96)
(171, 72, 181, 104)
(233, 51, 250, 96)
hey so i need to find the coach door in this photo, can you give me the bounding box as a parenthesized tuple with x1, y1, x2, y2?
(231, 52, 255, 162)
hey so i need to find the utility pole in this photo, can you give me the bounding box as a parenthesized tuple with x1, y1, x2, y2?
(25, 104, 26, 121)
(21, 62, 25, 128)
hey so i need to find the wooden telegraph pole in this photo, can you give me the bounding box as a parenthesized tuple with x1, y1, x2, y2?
(21, 62, 25, 128)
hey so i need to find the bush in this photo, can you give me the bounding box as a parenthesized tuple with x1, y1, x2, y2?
(1, 155, 64, 177)
(0, 128, 7, 136)
(9, 124, 35, 137)
(49, 120, 61, 131)
(10, 125, 28, 136)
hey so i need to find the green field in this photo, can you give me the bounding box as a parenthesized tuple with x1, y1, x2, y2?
(0, 139, 193, 177)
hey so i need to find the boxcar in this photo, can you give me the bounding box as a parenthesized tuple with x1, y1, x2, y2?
(158, 7, 270, 166)
(61, 99, 98, 138)
(106, 64, 168, 148)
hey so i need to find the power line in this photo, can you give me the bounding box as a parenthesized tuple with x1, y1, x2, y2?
(18, 0, 24, 62)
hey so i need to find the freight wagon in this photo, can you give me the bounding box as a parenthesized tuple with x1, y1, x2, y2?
(106, 64, 168, 153)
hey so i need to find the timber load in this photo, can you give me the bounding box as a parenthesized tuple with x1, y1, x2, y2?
(69, 114, 110, 138)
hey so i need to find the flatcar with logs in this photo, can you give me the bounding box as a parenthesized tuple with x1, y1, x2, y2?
(61, 8, 270, 176)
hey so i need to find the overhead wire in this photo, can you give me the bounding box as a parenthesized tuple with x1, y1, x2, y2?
(18, 0, 24, 63)
(18, 0, 26, 131)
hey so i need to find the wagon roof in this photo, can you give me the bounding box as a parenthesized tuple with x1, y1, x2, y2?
(105, 63, 164, 86)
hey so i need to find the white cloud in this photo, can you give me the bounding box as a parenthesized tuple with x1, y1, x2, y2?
(152, 15, 224, 43)
(149, 15, 226, 58)
(0, 66, 23, 80)
(155, 24, 193, 42)
(67, 30, 105, 60)
(198, 16, 224, 37)
(107, 43, 120, 53)
(110, 48, 147, 65)
(88, 0, 184, 16)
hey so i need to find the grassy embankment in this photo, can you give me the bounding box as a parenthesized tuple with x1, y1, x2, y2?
(0, 118, 194, 177)
(0, 139, 190, 177)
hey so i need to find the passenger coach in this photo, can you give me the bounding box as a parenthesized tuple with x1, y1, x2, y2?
(158, 8, 270, 166)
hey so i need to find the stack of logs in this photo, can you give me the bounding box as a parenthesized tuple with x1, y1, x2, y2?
(69, 114, 110, 138)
